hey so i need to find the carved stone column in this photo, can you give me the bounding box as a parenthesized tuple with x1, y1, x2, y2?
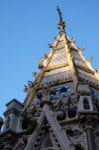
(85, 125, 96, 150)
(84, 116, 96, 150)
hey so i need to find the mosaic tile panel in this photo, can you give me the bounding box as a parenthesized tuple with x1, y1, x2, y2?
(44, 66, 71, 76)
(48, 48, 68, 68)
(78, 73, 99, 86)
(40, 71, 72, 86)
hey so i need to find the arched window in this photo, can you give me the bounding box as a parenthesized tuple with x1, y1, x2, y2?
(83, 98, 90, 110)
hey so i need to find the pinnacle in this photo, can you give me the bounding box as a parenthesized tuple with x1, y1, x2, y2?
(57, 6, 66, 35)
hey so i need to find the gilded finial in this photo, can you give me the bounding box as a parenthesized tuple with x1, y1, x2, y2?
(57, 6, 66, 34)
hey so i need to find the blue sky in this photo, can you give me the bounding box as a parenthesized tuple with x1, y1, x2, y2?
(0, 0, 99, 117)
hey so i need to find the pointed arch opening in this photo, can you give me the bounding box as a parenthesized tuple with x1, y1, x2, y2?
(83, 98, 90, 110)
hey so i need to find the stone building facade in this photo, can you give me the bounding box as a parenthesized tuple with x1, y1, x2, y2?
(0, 7, 99, 150)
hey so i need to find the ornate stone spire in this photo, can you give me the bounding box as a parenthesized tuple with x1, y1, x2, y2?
(57, 6, 66, 34)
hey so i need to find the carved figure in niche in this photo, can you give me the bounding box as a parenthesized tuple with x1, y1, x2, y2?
(83, 98, 90, 110)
